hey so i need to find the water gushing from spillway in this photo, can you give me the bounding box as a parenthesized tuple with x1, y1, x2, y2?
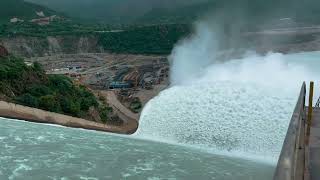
(135, 22, 320, 163)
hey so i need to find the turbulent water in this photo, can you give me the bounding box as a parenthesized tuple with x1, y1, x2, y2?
(0, 51, 320, 179)
(0, 117, 274, 180)
(0, 52, 319, 180)
(136, 51, 320, 163)
(135, 24, 320, 165)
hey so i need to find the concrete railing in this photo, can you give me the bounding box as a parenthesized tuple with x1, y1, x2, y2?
(273, 82, 306, 180)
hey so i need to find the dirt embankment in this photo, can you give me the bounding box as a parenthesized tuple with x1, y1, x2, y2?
(0, 101, 138, 134)
(95, 91, 139, 133)
(101, 91, 140, 121)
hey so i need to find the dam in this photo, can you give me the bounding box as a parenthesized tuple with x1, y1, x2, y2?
(274, 81, 320, 180)
(1, 51, 320, 179)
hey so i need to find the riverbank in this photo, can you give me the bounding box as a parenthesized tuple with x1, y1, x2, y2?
(0, 101, 138, 134)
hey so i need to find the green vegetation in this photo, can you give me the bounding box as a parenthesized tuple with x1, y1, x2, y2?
(135, 2, 212, 25)
(0, 22, 113, 38)
(130, 98, 142, 113)
(99, 24, 191, 55)
(0, 22, 191, 55)
(24, 0, 320, 27)
(25, 0, 209, 25)
(0, 0, 57, 24)
(6, 0, 320, 28)
(99, 105, 113, 123)
(0, 0, 194, 55)
(0, 56, 113, 123)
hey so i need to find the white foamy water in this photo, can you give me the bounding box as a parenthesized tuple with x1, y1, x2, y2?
(136, 51, 320, 163)
(135, 20, 320, 163)
(0, 117, 274, 180)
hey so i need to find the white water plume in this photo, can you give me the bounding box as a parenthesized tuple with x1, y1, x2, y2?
(135, 21, 320, 163)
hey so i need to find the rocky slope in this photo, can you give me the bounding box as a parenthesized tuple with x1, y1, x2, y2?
(0, 35, 103, 57)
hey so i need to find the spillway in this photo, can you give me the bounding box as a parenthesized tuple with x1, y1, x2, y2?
(136, 51, 320, 163)
(0, 117, 274, 180)
(1, 52, 320, 179)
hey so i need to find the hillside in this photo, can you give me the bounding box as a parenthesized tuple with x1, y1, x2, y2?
(0, 23, 191, 56)
(0, 54, 116, 124)
(25, 0, 320, 27)
(135, 2, 214, 24)
(0, 0, 58, 24)
(25, 0, 211, 24)
(98, 24, 191, 54)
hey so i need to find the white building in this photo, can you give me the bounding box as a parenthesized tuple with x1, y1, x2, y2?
(10, 18, 24, 23)
(36, 11, 45, 17)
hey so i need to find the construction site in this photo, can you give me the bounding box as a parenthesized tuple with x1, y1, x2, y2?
(26, 53, 170, 120)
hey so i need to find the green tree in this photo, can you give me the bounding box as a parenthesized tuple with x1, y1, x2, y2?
(1, 55, 117, 123)
(15, 93, 39, 108)
(0, 66, 8, 79)
(27, 85, 52, 97)
(80, 96, 98, 111)
(130, 98, 142, 113)
(99, 105, 113, 123)
(39, 95, 61, 112)
(60, 98, 81, 117)
(33, 62, 44, 73)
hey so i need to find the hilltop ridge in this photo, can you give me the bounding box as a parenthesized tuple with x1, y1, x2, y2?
(0, 0, 59, 24)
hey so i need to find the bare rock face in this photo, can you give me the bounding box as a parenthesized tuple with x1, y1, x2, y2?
(0, 45, 9, 57)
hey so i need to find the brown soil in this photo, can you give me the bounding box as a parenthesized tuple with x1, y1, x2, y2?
(0, 101, 138, 134)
